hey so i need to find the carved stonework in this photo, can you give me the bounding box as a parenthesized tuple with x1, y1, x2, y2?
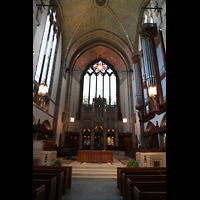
(94, 0, 108, 7)
(78, 96, 122, 149)
(131, 51, 141, 65)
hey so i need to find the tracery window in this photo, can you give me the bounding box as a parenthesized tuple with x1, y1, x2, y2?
(34, 9, 58, 92)
(82, 61, 117, 105)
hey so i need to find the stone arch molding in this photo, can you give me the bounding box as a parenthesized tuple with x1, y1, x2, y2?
(64, 29, 133, 82)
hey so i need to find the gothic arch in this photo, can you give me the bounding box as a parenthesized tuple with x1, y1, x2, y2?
(146, 121, 155, 132)
(41, 120, 51, 130)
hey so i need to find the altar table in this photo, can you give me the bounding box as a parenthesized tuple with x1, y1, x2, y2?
(77, 150, 113, 163)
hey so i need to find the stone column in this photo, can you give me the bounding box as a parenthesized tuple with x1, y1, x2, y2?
(60, 112, 67, 147)
(139, 121, 147, 148)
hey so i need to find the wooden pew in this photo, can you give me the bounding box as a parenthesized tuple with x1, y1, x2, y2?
(33, 177, 57, 200)
(134, 184, 166, 200)
(117, 167, 166, 196)
(33, 172, 64, 200)
(122, 175, 166, 200)
(121, 170, 166, 199)
(33, 183, 45, 200)
(33, 165, 72, 194)
(127, 180, 166, 200)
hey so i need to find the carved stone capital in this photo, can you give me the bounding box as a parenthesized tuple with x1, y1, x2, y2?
(131, 51, 141, 65)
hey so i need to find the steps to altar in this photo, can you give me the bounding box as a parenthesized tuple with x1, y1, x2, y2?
(72, 166, 117, 180)
(61, 151, 130, 180)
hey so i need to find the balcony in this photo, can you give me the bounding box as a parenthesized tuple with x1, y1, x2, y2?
(33, 91, 49, 112)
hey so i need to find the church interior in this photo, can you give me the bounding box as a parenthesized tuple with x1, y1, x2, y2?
(33, 0, 166, 199)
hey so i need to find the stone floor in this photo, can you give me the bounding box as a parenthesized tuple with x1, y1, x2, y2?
(61, 151, 129, 199)
(62, 180, 122, 200)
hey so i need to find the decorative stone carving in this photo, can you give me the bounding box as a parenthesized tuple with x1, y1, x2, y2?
(95, 0, 107, 7)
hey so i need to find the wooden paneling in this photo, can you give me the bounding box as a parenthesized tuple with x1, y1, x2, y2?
(77, 150, 113, 163)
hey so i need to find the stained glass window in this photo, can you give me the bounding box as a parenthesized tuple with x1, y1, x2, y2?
(93, 61, 107, 73)
(90, 74, 96, 104)
(82, 61, 117, 105)
(110, 74, 116, 105)
(104, 74, 110, 105)
(83, 73, 90, 104)
(96, 75, 103, 98)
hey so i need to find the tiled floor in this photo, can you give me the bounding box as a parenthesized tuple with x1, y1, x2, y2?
(62, 180, 122, 200)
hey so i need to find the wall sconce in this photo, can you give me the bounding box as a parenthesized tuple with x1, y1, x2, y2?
(148, 86, 157, 98)
(70, 117, 74, 123)
(38, 83, 48, 96)
(123, 118, 127, 124)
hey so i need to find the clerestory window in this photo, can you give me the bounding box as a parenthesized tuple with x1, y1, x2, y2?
(82, 61, 117, 105)
(34, 9, 58, 92)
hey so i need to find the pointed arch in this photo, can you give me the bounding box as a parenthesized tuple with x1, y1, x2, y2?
(146, 121, 155, 132)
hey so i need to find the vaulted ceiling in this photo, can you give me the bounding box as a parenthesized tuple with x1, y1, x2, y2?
(54, 0, 149, 83)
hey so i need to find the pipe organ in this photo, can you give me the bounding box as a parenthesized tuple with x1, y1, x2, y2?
(132, 23, 166, 122)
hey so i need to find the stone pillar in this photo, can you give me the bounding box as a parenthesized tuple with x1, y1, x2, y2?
(60, 131, 65, 147)
(60, 111, 67, 147)
(139, 121, 145, 147)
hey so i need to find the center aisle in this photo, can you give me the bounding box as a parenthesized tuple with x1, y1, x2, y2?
(61, 151, 130, 199)
(62, 180, 121, 200)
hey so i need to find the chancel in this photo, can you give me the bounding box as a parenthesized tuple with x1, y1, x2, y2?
(33, 0, 166, 199)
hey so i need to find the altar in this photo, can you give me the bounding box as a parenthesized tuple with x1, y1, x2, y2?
(77, 150, 113, 163)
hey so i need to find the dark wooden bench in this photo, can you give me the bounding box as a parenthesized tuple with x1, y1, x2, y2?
(134, 184, 166, 200)
(33, 172, 64, 200)
(33, 183, 45, 200)
(117, 167, 166, 196)
(121, 170, 166, 199)
(33, 176, 57, 200)
(33, 165, 72, 194)
(117, 167, 166, 191)
(127, 180, 166, 200)
(122, 175, 166, 200)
